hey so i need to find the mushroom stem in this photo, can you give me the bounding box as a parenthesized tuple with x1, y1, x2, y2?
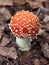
(16, 37, 31, 51)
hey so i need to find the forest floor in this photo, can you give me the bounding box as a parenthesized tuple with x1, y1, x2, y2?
(0, 0, 49, 65)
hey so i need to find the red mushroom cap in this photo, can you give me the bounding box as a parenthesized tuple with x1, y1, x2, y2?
(10, 10, 39, 38)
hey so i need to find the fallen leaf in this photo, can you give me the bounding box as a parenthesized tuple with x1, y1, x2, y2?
(25, 0, 45, 9)
(0, 13, 5, 24)
(0, 47, 17, 59)
(38, 28, 45, 35)
(40, 58, 48, 65)
(0, 7, 11, 21)
(33, 59, 40, 65)
(0, 30, 3, 39)
(20, 52, 32, 62)
(43, 15, 49, 23)
(0, 25, 7, 39)
(42, 43, 49, 58)
(0, 0, 13, 6)
(13, 0, 25, 5)
(0, 35, 11, 46)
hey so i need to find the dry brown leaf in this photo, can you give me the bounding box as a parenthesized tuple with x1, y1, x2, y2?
(0, 25, 6, 39)
(0, 14, 5, 24)
(0, 36, 11, 46)
(0, 47, 17, 59)
(25, 0, 47, 9)
(13, 0, 25, 5)
(38, 29, 45, 35)
(20, 52, 32, 62)
(0, 7, 11, 21)
(0, 0, 13, 6)
(43, 15, 49, 23)
(33, 59, 40, 65)
(0, 30, 3, 39)
(42, 43, 49, 58)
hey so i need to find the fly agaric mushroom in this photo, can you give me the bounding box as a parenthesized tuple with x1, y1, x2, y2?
(9, 10, 39, 51)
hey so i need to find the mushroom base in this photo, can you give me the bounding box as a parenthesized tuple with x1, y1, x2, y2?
(16, 37, 31, 51)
